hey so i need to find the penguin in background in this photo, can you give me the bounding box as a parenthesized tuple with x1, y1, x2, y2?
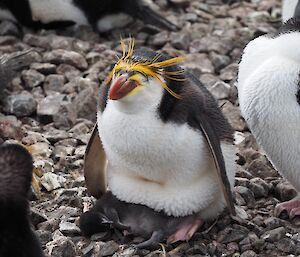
(80, 38, 236, 248)
(0, 144, 44, 257)
(282, 0, 300, 22)
(0, 0, 177, 33)
(238, 18, 300, 219)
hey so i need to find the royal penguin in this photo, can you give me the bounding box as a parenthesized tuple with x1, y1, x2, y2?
(238, 18, 300, 219)
(81, 38, 237, 247)
(0, 144, 44, 257)
(0, 0, 177, 32)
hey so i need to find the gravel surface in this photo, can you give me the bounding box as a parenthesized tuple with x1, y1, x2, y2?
(0, 0, 299, 256)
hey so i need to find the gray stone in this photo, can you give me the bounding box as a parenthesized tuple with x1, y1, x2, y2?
(21, 69, 45, 89)
(222, 102, 246, 131)
(46, 235, 77, 257)
(44, 74, 65, 95)
(275, 181, 298, 201)
(44, 49, 88, 70)
(275, 238, 296, 253)
(208, 81, 231, 100)
(4, 92, 37, 117)
(35, 230, 53, 246)
(247, 159, 278, 179)
(53, 103, 77, 129)
(261, 227, 286, 242)
(41, 172, 66, 191)
(171, 32, 191, 50)
(97, 241, 119, 256)
(210, 52, 231, 71)
(30, 63, 57, 75)
(59, 221, 81, 236)
(37, 94, 66, 117)
(234, 186, 255, 207)
(240, 250, 257, 257)
(57, 64, 81, 82)
(73, 83, 97, 121)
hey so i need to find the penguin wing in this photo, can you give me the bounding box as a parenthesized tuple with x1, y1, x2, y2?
(84, 124, 107, 198)
(194, 113, 236, 216)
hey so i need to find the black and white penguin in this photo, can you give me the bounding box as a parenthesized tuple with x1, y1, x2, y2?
(0, 144, 44, 257)
(82, 38, 236, 247)
(238, 18, 300, 219)
(282, 0, 300, 22)
(0, 0, 177, 32)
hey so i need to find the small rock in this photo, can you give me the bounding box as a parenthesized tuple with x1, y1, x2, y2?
(222, 102, 246, 131)
(30, 63, 57, 75)
(247, 159, 278, 179)
(210, 52, 231, 71)
(41, 172, 66, 191)
(21, 69, 45, 89)
(171, 32, 191, 50)
(275, 181, 298, 201)
(261, 227, 285, 242)
(240, 250, 257, 257)
(0, 20, 20, 37)
(234, 186, 255, 207)
(44, 74, 65, 95)
(35, 230, 53, 246)
(59, 221, 81, 236)
(209, 81, 231, 100)
(46, 235, 77, 257)
(37, 94, 66, 117)
(4, 92, 37, 117)
(44, 49, 88, 70)
(97, 241, 119, 256)
(275, 238, 296, 254)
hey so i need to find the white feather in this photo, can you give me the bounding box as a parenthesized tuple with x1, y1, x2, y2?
(282, 0, 298, 22)
(98, 77, 236, 218)
(28, 0, 88, 24)
(238, 33, 300, 192)
(96, 14, 133, 33)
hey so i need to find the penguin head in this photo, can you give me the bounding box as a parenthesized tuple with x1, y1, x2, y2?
(105, 39, 185, 109)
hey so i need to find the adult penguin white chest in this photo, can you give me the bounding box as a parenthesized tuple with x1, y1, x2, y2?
(238, 18, 300, 218)
(83, 39, 236, 245)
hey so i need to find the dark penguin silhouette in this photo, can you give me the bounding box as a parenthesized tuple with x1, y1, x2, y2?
(0, 144, 44, 257)
(0, 0, 177, 32)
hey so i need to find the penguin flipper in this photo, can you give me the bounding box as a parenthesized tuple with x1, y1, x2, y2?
(122, 0, 178, 31)
(195, 114, 236, 216)
(84, 124, 107, 198)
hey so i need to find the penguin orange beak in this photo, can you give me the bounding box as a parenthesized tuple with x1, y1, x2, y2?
(109, 75, 140, 100)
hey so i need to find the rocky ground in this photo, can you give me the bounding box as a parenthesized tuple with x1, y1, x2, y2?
(0, 0, 299, 256)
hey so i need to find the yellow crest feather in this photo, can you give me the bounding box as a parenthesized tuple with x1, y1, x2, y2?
(105, 38, 185, 99)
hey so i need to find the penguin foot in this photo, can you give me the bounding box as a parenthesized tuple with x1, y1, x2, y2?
(274, 198, 300, 219)
(167, 216, 204, 244)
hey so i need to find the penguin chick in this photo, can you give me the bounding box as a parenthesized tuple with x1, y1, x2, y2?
(238, 18, 300, 219)
(80, 191, 203, 249)
(83, 38, 236, 245)
(0, 0, 177, 32)
(0, 144, 44, 257)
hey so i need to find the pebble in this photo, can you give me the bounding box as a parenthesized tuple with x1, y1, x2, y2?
(40, 172, 66, 191)
(21, 69, 45, 89)
(43, 49, 88, 70)
(4, 92, 37, 117)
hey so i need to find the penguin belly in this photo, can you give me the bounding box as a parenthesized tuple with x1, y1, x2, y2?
(239, 56, 300, 192)
(98, 104, 235, 218)
(28, 0, 88, 25)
